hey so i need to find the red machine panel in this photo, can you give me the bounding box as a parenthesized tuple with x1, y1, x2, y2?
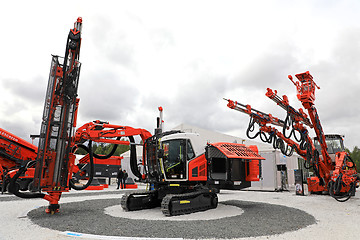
(188, 154, 207, 181)
(208, 142, 265, 160)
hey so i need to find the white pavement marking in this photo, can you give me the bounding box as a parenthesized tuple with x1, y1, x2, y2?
(62, 231, 183, 240)
(18, 205, 42, 218)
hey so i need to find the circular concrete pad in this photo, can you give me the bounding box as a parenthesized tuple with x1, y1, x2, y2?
(105, 203, 244, 221)
(28, 198, 316, 239)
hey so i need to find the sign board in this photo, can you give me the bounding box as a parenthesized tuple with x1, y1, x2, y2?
(294, 169, 304, 195)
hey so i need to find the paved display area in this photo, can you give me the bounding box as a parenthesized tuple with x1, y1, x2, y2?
(28, 199, 315, 239)
(1, 185, 360, 240)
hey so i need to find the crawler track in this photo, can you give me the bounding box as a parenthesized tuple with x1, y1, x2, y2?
(161, 190, 218, 216)
(121, 190, 160, 211)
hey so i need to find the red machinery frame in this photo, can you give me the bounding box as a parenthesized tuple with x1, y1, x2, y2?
(0, 128, 38, 192)
(226, 71, 359, 201)
(74, 120, 152, 180)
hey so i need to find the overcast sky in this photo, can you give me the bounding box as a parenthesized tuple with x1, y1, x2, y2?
(1, 0, 360, 150)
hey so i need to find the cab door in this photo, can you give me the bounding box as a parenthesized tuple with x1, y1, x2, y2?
(162, 139, 187, 180)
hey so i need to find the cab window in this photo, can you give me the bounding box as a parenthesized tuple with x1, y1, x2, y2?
(162, 139, 186, 179)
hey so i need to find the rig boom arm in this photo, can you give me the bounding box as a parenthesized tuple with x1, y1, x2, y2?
(74, 120, 152, 180)
(225, 71, 359, 202)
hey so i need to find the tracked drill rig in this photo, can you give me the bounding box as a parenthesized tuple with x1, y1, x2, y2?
(74, 108, 265, 216)
(225, 71, 359, 202)
(8, 17, 264, 215)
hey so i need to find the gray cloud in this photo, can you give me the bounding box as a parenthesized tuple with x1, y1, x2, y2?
(149, 28, 175, 51)
(89, 15, 136, 69)
(2, 3, 360, 153)
(77, 70, 140, 124)
(230, 44, 301, 91)
(1, 76, 47, 105)
(158, 73, 229, 132)
(0, 118, 39, 144)
(0, 76, 45, 142)
(311, 28, 360, 133)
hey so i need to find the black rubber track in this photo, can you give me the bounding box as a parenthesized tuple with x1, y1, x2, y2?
(28, 198, 316, 239)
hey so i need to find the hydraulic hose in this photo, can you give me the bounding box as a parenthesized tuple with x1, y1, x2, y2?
(129, 136, 142, 179)
(333, 173, 343, 195)
(271, 135, 294, 157)
(246, 117, 294, 157)
(8, 162, 45, 199)
(347, 155, 357, 172)
(299, 134, 308, 151)
(303, 141, 313, 170)
(1, 171, 6, 194)
(246, 117, 261, 140)
(283, 110, 303, 143)
(93, 137, 120, 159)
(283, 111, 293, 139)
(329, 180, 354, 202)
(69, 142, 94, 190)
(309, 150, 323, 185)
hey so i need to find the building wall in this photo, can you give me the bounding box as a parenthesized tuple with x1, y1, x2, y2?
(172, 123, 272, 151)
(251, 150, 299, 191)
(251, 151, 277, 190)
(120, 145, 143, 180)
(285, 153, 299, 190)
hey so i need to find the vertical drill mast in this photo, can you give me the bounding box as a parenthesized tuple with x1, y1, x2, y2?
(289, 71, 331, 165)
(33, 18, 82, 192)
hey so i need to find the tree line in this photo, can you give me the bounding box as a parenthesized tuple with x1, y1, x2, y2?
(346, 146, 360, 172)
(75, 142, 130, 156)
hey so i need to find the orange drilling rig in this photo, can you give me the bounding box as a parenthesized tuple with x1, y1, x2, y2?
(7, 17, 265, 216)
(0, 128, 37, 193)
(225, 71, 359, 202)
(8, 17, 85, 213)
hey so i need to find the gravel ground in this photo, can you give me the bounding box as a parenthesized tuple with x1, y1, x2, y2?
(0, 185, 360, 240)
(28, 199, 314, 239)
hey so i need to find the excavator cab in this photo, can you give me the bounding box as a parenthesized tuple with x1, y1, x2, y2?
(314, 134, 345, 154)
(314, 134, 345, 162)
(144, 131, 197, 182)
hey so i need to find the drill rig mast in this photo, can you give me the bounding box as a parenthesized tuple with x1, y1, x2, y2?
(226, 71, 359, 202)
(9, 17, 85, 213)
